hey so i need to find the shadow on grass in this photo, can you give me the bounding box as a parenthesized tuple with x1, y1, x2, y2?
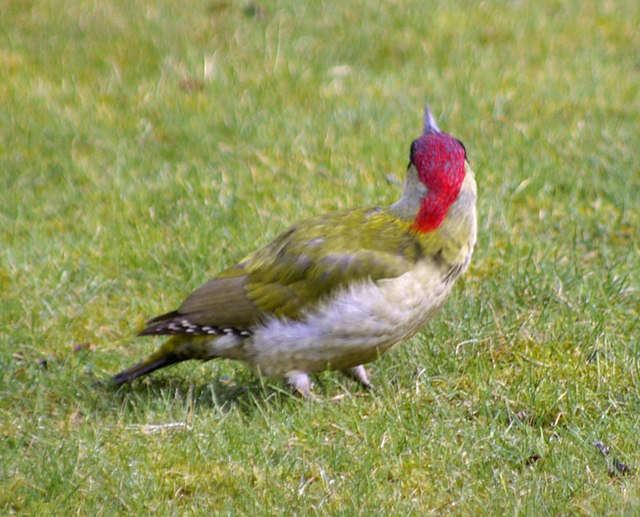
(21, 348, 372, 419)
(97, 368, 306, 418)
(92, 362, 371, 419)
(107, 377, 296, 414)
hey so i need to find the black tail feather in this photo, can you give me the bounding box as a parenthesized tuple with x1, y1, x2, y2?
(113, 355, 183, 385)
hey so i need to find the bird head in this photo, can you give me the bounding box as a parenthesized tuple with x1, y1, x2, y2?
(403, 106, 468, 233)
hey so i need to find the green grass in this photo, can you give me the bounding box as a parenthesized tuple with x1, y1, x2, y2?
(1, 0, 639, 514)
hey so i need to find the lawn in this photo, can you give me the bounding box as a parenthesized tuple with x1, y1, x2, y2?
(1, 0, 639, 514)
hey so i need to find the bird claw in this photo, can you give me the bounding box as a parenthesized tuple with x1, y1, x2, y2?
(342, 365, 373, 390)
(284, 370, 312, 398)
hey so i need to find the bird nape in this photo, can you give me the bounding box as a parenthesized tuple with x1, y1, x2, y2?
(114, 105, 477, 397)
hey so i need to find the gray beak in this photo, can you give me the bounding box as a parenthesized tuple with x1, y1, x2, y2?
(422, 105, 441, 134)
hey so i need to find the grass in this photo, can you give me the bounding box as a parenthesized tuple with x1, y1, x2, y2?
(1, 0, 639, 513)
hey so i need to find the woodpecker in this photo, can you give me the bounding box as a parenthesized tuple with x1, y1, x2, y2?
(114, 106, 477, 396)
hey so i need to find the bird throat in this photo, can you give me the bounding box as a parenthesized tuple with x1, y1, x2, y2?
(411, 183, 463, 234)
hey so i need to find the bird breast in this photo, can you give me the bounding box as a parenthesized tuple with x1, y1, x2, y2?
(244, 259, 455, 377)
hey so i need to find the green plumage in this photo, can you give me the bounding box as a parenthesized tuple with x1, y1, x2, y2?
(235, 208, 424, 319)
(151, 207, 430, 332)
(114, 106, 477, 393)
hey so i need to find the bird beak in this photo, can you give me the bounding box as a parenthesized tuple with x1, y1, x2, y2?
(422, 105, 441, 134)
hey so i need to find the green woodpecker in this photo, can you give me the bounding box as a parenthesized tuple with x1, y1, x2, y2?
(114, 106, 477, 396)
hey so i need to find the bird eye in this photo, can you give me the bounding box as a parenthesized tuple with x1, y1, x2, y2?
(409, 140, 417, 163)
(455, 139, 467, 159)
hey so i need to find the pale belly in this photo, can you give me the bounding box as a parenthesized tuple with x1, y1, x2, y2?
(243, 261, 454, 377)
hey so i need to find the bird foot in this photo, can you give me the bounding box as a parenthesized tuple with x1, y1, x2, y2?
(284, 370, 312, 398)
(342, 365, 373, 390)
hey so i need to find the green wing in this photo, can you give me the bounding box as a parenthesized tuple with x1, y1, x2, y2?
(243, 208, 422, 319)
(141, 207, 423, 334)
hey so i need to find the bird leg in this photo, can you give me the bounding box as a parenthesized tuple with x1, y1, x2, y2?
(284, 370, 312, 397)
(342, 365, 373, 389)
